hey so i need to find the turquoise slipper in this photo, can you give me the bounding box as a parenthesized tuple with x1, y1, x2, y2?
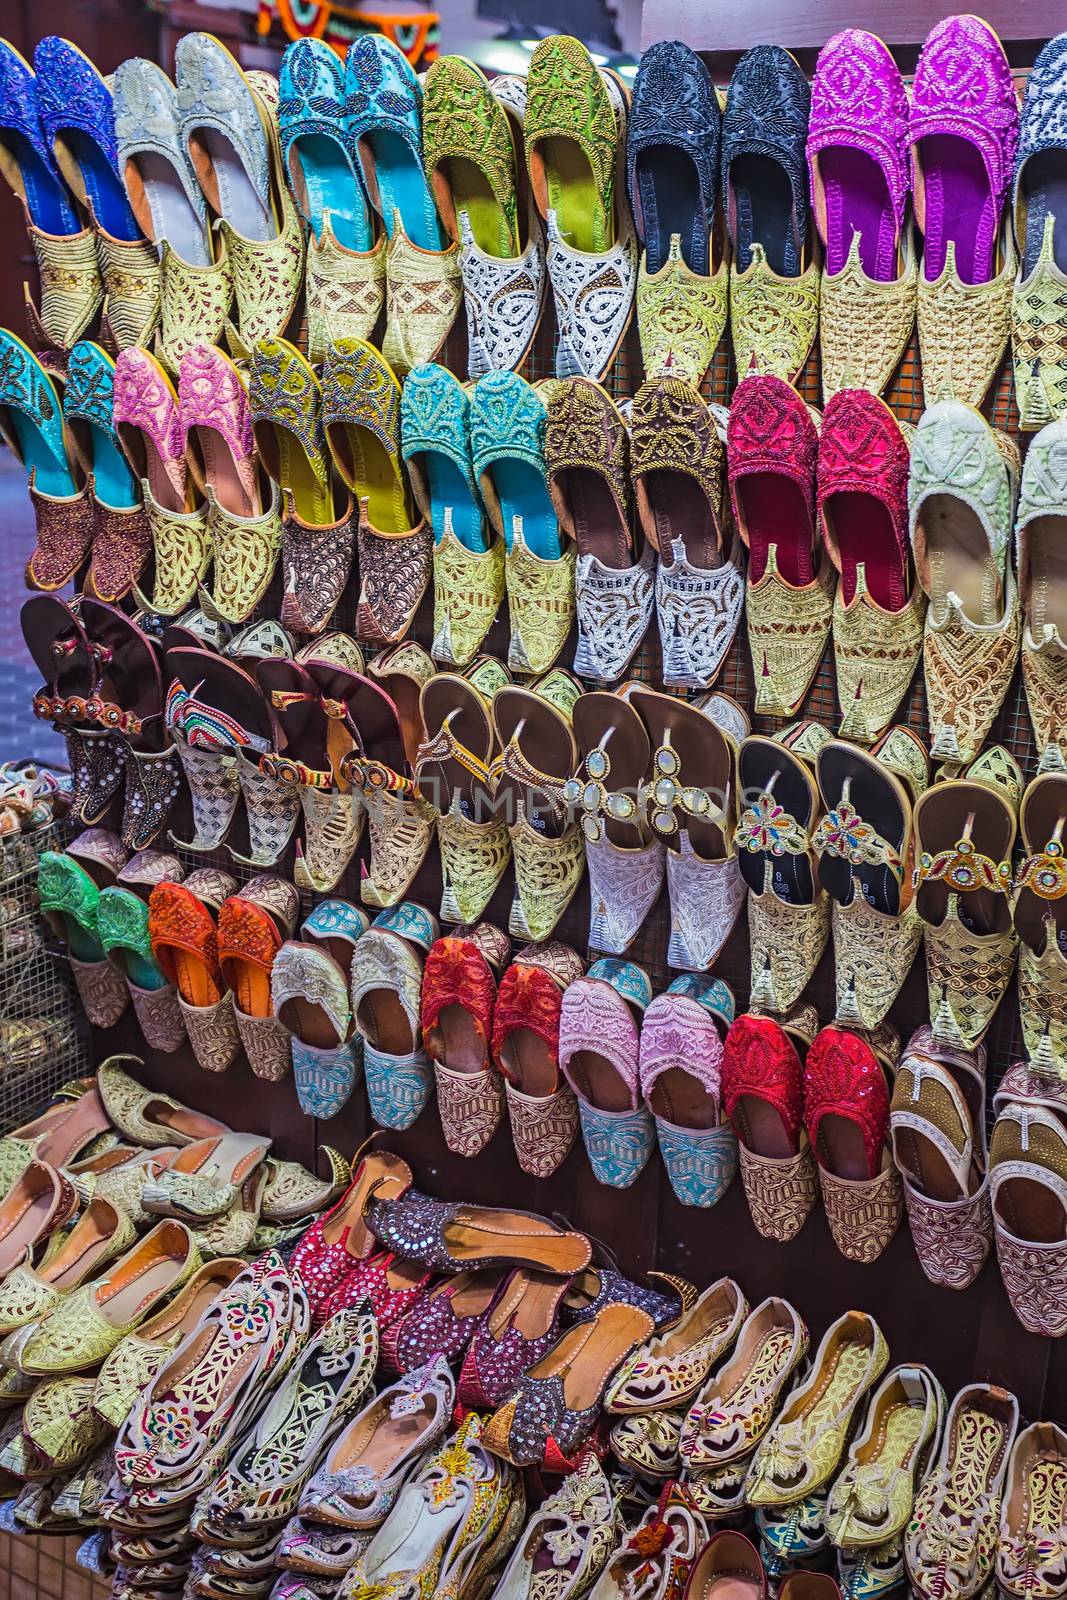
(469, 371, 561, 559)
(344, 35, 445, 251)
(65, 342, 139, 510)
(34, 37, 141, 241)
(280, 39, 374, 254)
(0, 329, 77, 498)
(400, 363, 487, 552)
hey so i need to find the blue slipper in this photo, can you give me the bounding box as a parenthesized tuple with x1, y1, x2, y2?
(344, 35, 445, 251)
(280, 38, 374, 254)
(0, 328, 76, 497)
(65, 341, 139, 509)
(469, 371, 560, 560)
(0, 40, 80, 235)
(401, 363, 486, 552)
(34, 37, 141, 242)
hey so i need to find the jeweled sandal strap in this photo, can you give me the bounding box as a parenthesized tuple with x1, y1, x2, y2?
(416, 721, 492, 788)
(914, 837, 1012, 894)
(166, 682, 270, 754)
(735, 790, 810, 857)
(562, 743, 639, 844)
(33, 690, 142, 736)
(1015, 821, 1067, 898)
(491, 738, 570, 821)
(811, 799, 903, 881)
(639, 736, 729, 838)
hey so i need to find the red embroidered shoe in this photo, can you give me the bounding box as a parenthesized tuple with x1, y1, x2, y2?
(803, 1024, 902, 1263)
(492, 942, 585, 1179)
(217, 875, 299, 1082)
(322, 1248, 431, 1335)
(818, 389, 923, 743)
(290, 1148, 413, 1325)
(421, 924, 510, 1159)
(722, 1009, 818, 1242)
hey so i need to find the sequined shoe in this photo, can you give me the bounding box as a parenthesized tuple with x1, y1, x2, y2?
(273, 941, 362, 1119)
(492, 942, 584, 1179)
(149, 871, 240, 1074)
(913, 745, 1022, 1049)
(723, 1009, 819, 1242)
(911, 16, 1018, 406)
(909, 400, 1020, 765)
(808, 31, 915, 398)
(422, 924, 510, 1159)
(640, 976, 738, 1208)
(560, 960, 654, 1189)
(0, 331, 88, 591)
(350, 903, 438, 1130)
(65, 340, 150, 603)
(525, 38, 636, 380)
(728, 374, 833, 716)
(290, 1148, 413, 1326)
(804, 1025, 902, 1264)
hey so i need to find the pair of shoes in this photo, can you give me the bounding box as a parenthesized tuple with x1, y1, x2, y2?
(421, 923, 512, 1157)
(561, 962, 738, 1203)
(117, 34, 303, 367)
(422, 59, 545, 378)
(568, 684, 748, 968)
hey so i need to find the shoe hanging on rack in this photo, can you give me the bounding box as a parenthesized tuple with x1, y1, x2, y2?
(150, 868, 241, 1075)
(640, 976, 738, 1208)
(723, 44, 819, 382)
(97, 874, 186, 1055)
(1012, 35, 1067, 428)
(422, 923, 511, 1159)
(65, 341, 150, 604)
(807, 29, 915, 399)
(491, 942, 584, 1179)
(218, 874, 299, 1084)
(525, 35, 637, 383)
(627, 39, 725, 387)
(349, 903, 439, 1130)
(273, 934, 363, 1121)
(1015, 420, 1067, 772)
(560, 959, 654, 1190)
(0, 332, 90, 593)
(722, 1007, 820, 1242)
(990, 1101, 1067, 1337)
(1013, 772, 1067, 1077)
(910, 15, 1019, 407)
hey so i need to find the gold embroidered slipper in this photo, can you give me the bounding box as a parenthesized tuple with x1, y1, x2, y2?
(826, 1363, 945, 1550)
(250, 338, 336, 529)
(323, 339, 431, 646)
(996, 1421, 1067, 1600)
(813, 730, 928, 1031)
(423, 56, 519, 261)
(909, 400, 1020, 766)
(1013, 772, 1067, 1079)
(1015, 420, 1067, 772)
(491, 669, 584, 941)
(418, 656, 512, 926)
(736, 721, 830, 1014)
(913, 745, 1022, 1050)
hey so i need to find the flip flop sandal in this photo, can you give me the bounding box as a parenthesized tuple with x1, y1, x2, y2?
(568, 686, 664, 956)
(97, 885, 186, 1054)
(424, 56, 519, 260)
(167, 649, 299, 870)
(911, 17, 1017, 407)
(891, 1032, 991, 1291)
(34, 37, 161, 351)
(721, 1005, 819, 1242)
(560, 959, 655, 1190)
(350, 903, 439, 1129)
(818, 389, 924, 742)
(256, 657, 364, 894)
(0, 330, 87, 590)
(909, 400, 1020, 764)
(525, 41, 637, 383)
(273, 941, 361, 1120)
(38, 850, 129, 1028)
(632, 688, 750, 973)
(470, 371, 575, 677)
(727, 375, 834, 717)
(64, 341, 152, 601)
(422, 924, 511, 1159)
(115, 347, 211, 619)
(991, 1103, 1067, 1338)
(113, 57, 211, 270)
(1014, 772, 1067, 1075)
(913, 745, 1022, 1050)
(218, 875, 299, 1082)
(813, 729, 928, 1030)
(803, 1026, 902, 1264)
(321, 341, 431, 646)
(250, 338, 335, 529)
(630, 380, 743, 691)
(417, 656, 512, 926)
(546, 378, 655, 682)
(79, 599, 182, 852)
(21, 596, 121, 824)
(280, 39, 374, 255)
(491, 669, 585, 942)
(401, 363, 505, 667)
(491, 942, 584, 1179)
(640, 975, 739, 1210)
(290, 1147, 414, 1323)
(149, 869, 240, 1075)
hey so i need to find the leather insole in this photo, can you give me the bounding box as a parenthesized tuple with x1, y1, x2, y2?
(43, 1200, 121, 1290)
(525, 1302, 652, 1408)
(824, 489, 907, 612)
(435, 1003, 490, 1074)
(493, 688, 577, 842)
(732, 1094, 795, 1159)
(194, 426, 259, 519)
(632, 689, 732, 860)
(920, 493, 1002, 623)
(816, 742, 907, 916)
(573, 691, 651, 849)
(356, 988, 415, 1055)
(117, 421, 185, 514)
(914, 781, 1014, 935)
(646, 1066, 718, 1131)
(496, 1025, 558, 1099)
(97, 1251, 185, 1326)
(444, 1211, 589, 1274)
(567, 1047, 633, 1114)
(487, 1270, 566, 1341)
(0, 1174, 61, 1276)
(554, 464, 632, 568)
(419, 676, 494, 816)
(818, 1112, 878, 1182)
(321, 1151, 411, 1260)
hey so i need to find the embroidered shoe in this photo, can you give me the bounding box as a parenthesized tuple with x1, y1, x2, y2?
(489, 1453, 617, 1600)
(560, 960, 654, 1189)
(1015, 421, 1067, 772)
(470, 370, 575, 676)
(724, 45, 819, 382)
(492, 942, 584, 1179)
(728, 375, 833, 717)
(0, 330, 87, 591)
(909, 400, 1021, 766)
(723, 1009, 819, 1242)
(38, 849, 129, 1028)
(1012, 36, 1067, 429)
(640, 976, 738, 1208)
(350, 903, 438, 1130)
(113, 56, 211, 271)
(65, 340, 149, 602)
(546, 378, 654, 680)
(911, 16, 1019, 406)
(808, 30, 915, 398)
(97, 883, 185, 1053)
(996, 1422, 1067, 1600)
(0, 41, 101, 351)
(250, 337, 336, 531)
(273, 941, 362, 1119)
(219, 875, 299, 1082)
(1013, 773, 1067, 1076)
(990, 1103, 1067, 1337)
(526, 38, 637, 380)
(680, 1297, 808, 1473)
(422, 924, 510, 1159)
(628, 40, 725, 387)
(606, 1277, 746, 1418)
(804, 1026, 902, 1264)
(827, 1363, 945, 1550)
(401, 362, 505, 667)
(630, 379, 743, 690)
(322, 340, 431, 645)
(818, 390, 923, 743)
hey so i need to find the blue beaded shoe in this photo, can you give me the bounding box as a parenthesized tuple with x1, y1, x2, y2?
(280, 38, 374, 254)
(34, 38, 140, 241)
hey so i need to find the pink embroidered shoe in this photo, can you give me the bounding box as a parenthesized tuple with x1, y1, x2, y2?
(560, 959, 654, 1190)
(179, 343, 258, 517)
(640, 975, 739, 1210)
(114, 348, 189, 511)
